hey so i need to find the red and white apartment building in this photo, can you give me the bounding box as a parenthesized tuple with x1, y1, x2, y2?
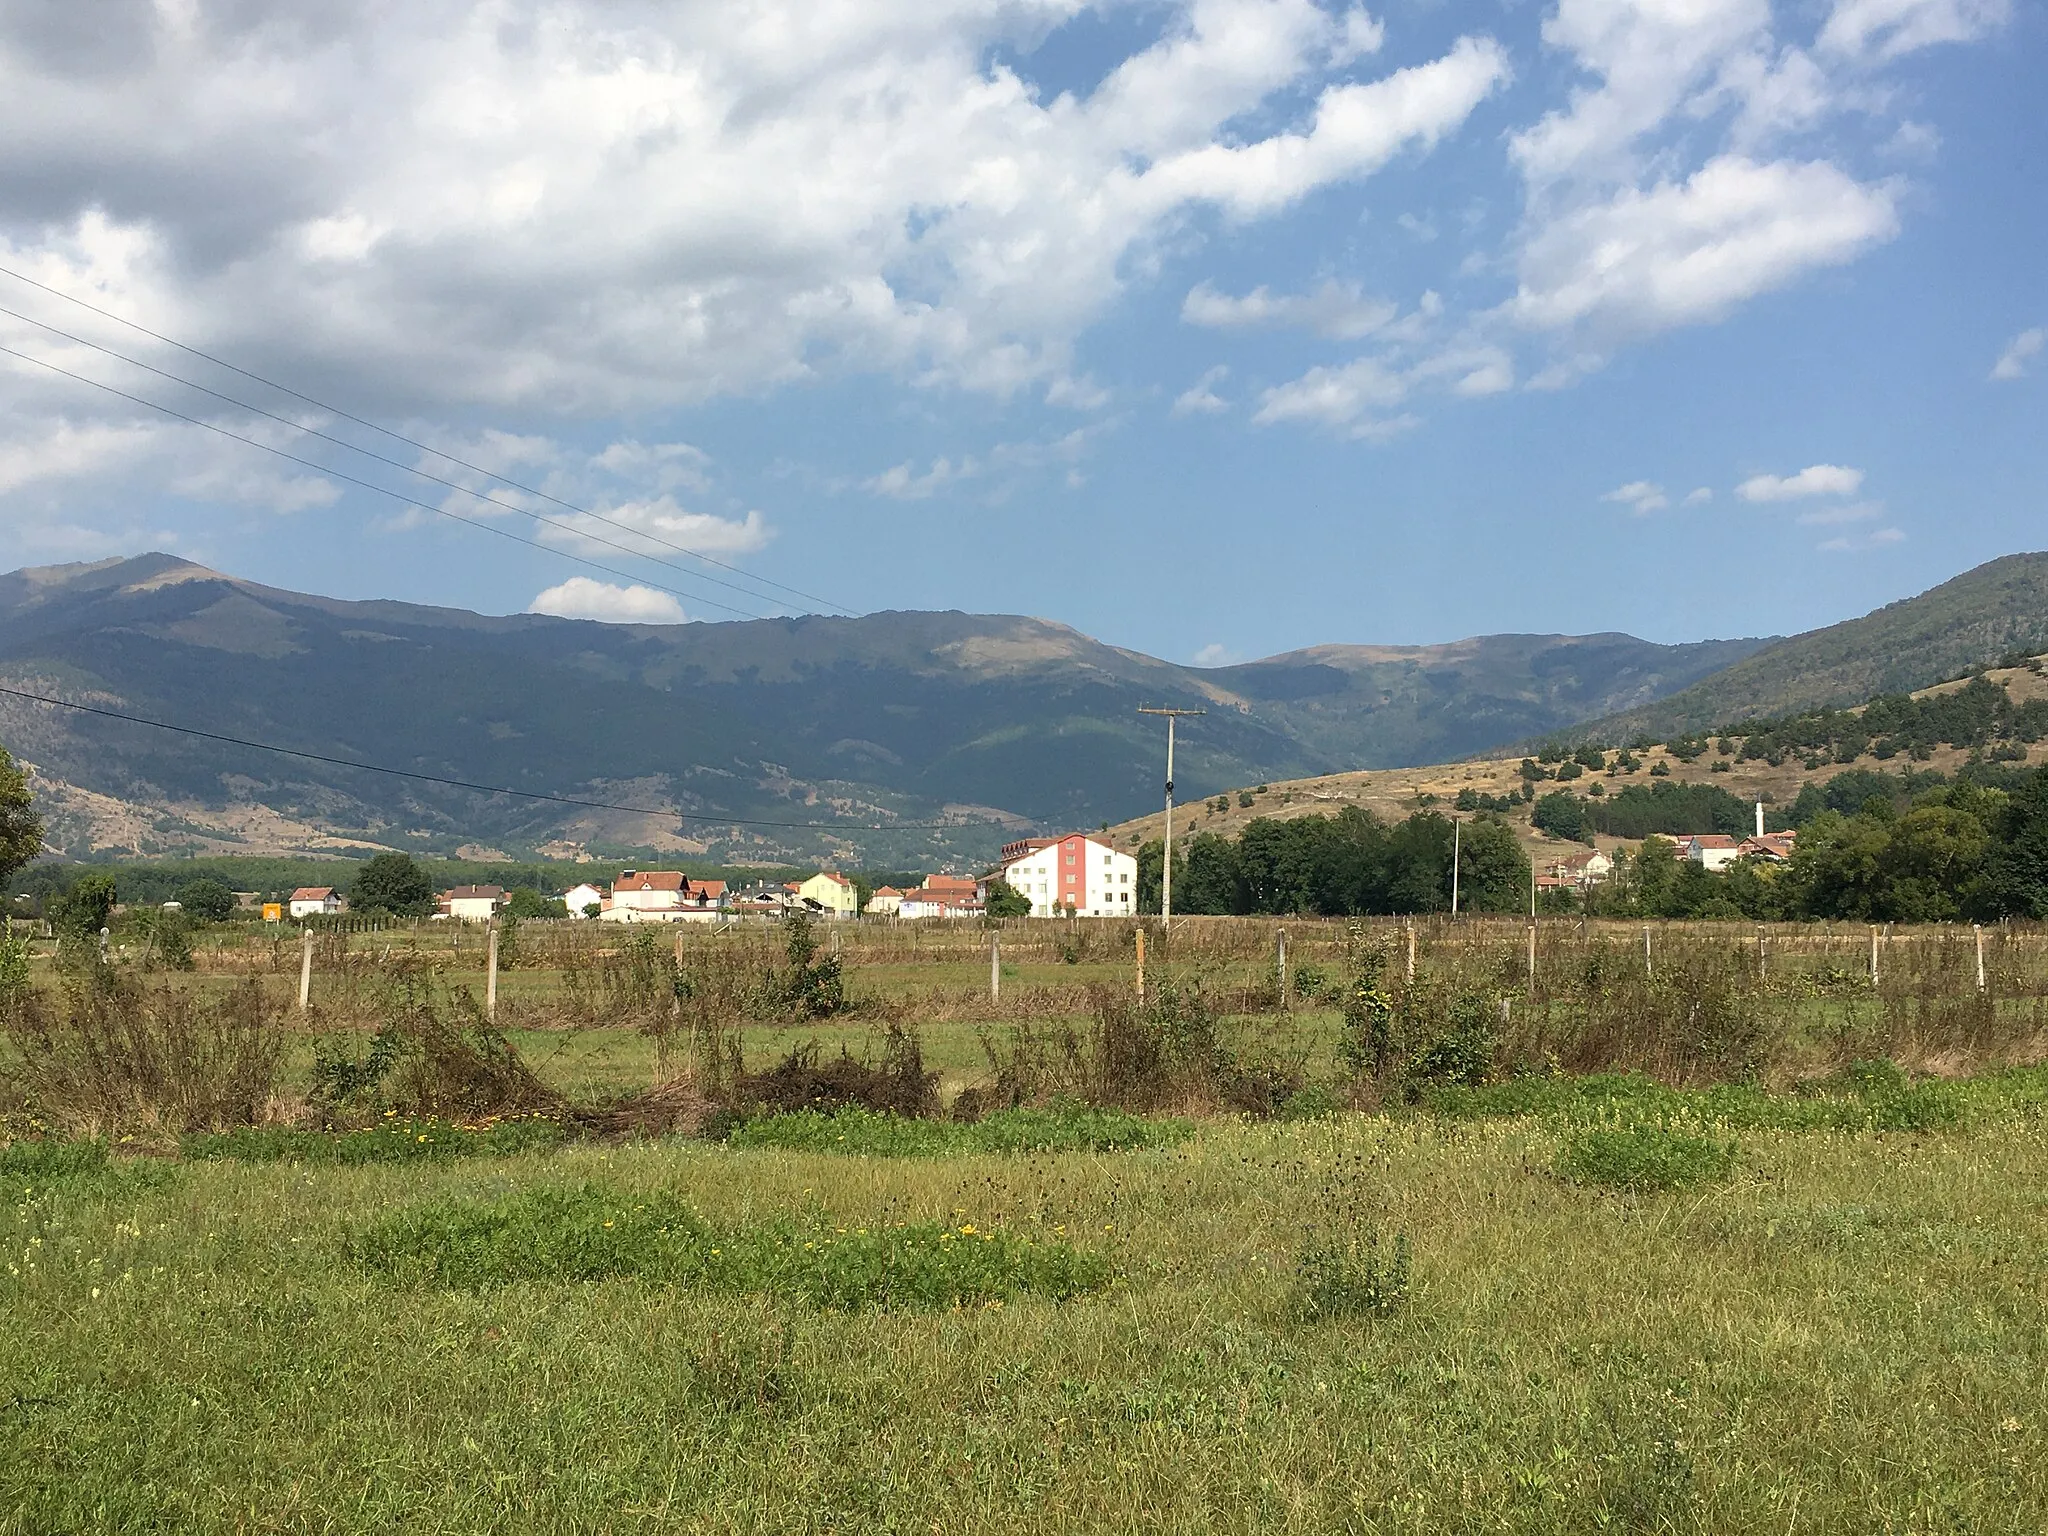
(994, 834, 1139, 918)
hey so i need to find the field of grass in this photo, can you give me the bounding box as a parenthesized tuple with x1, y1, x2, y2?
(4, 918, 2047, 1531)
(4, 1096, 2046, 1533)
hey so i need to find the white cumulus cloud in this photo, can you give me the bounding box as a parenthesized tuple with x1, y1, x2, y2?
(1510, 157, 1899, 345)
(1818, 0, 2009, 61)
(1736, 463, 1865, 501)
(528, 578, 688, 624)
(1172, 366, 1231, 417)
(1602, 480, 1669, 515)
(1991, 327, 2044, 381)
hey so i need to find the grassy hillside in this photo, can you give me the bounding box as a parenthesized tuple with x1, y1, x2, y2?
(1567, 551, 2048, 743)
(1108, 656, 2048, 863)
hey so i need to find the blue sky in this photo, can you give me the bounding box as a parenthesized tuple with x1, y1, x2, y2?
(0, 0, 2041, 664)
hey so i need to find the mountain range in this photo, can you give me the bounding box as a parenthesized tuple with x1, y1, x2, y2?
(0, 550, 2038, 867)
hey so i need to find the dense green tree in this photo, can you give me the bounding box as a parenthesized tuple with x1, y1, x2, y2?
(503, 886, 567, 920)
(1531, 790, 1592, 844)
(49, 872, 117, 938)
(1454, 815, 1531, 914)
(350, 853, 435, 917)
(1176, 833, 1247, 915)
(983, 878, 1032, 919)
(1984, 766, 2048, 917)
(173, 876, 237, 922)
(0, 746, 43, 892)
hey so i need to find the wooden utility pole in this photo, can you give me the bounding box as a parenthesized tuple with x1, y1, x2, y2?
(298, 927, 314, 1011)
(1137, 706, 1205, 931)
(1450, 818, 1461, 916)
(486, 922, 500, 1019)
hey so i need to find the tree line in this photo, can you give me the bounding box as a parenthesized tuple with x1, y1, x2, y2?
(1137, 807, 1531, 917)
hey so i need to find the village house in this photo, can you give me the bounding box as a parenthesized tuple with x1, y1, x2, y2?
(597, 871, 727, 923)
(730, 881, 795, 916)
(562, 881, 606, 918)
(863, 885, 905, 917)
(1546, 849, 1614, 887)
(994, 834, 1139, 918)
(288, 886, 343, 919)
(1673, 835, 1745, 873)
(1737, 831, 1798, 863)
(440, 885, 505, 922)
(797, 871, 859, 917)
(898, 874, 983, 919)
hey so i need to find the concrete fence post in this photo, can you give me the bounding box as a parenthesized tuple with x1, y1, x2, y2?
(298, 927, 313, 1011)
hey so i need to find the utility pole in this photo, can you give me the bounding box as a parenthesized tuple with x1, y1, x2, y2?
(1137, 706, 1205, 930)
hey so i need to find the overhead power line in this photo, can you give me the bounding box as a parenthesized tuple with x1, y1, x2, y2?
(0, 341, 773, 621)
(0, 302, 804, 621)
(0, 261, 855, 618)
(0, 684, 978, 834)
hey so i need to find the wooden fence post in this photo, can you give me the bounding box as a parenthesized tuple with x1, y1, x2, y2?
(1405, 922, 1416, 983)
(298, 927, 313, 1011)
(1870, 926, 1880, 986)
(990, 929, 1000, 1003)
(1975, 924, 1986, 991)
(1276, 928, 1288, 1007)
(1135, 927, 1146, 1002)
(486, 922, 500, 1020)
(1527, 923, 1537, 995)
(1642, 925, 1652, 979)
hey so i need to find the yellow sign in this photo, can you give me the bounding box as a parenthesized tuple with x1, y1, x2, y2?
(262, 903, 283, 923)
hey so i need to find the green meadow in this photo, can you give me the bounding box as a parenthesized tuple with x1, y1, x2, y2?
(3, 916, 2046, 1532)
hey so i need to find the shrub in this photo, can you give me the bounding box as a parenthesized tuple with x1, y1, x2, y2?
(1277, 1084, 1344, 1121)
(350, 1184, 1114, 1309)
(1404, 990, 1499, 1088)
(1337, 936, 1394, 1077)
(781, 914, 845, 1018)
(1554, 1127, 1737, 1192)
(0, 970, 285, 1135)
(1291, 961, 1328, 1000)
(0, 935, 28, 1000)
(1293, 1229, 1411, 1321)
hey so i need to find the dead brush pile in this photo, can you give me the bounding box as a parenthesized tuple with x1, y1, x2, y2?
(0, 965, 288, 1136)
(308, 964, 564, 1126)
(977, 972, 1306, 1116)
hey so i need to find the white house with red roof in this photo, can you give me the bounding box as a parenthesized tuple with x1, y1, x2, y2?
(598, 870, 728, 923)
(1674, 835, 1745, 872)
(995, 834, 1137, 917)
(288, 886, 342, 918)
(898, 874, 983, 919)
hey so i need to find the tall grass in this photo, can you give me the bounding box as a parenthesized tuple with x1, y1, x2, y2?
(0, 967, 285, 1135)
